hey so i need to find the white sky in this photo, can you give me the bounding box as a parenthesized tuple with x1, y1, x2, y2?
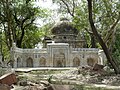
(34, 0, 58, 9)
(33, 0, 59, 27)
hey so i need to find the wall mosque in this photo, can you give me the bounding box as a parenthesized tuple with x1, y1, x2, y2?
(11, 20, 106, 68)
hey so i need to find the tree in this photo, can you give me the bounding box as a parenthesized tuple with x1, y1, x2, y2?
(0, 0, 50, 61)
(52, 0, 80, 18)
(87, 0, 120, 74)
(112, 26, 120, 65)
(0, 0, 49, 49)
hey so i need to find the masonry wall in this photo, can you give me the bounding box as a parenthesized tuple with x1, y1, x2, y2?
(11, 43, 103, 68)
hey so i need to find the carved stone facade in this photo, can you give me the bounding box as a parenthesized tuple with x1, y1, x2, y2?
(11, 43, 105, 68)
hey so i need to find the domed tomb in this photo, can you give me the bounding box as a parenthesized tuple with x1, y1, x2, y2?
(50, 20, 86, 48)
(51, 20, 78, 35)
(43, 19, 86, 48)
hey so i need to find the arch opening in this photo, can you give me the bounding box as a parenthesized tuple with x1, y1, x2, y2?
(73, 57, 80, 67)
(17, 57, 22, 68)
(39, 57, 46, 67)
(26, 57, 33, 67)
(87, 57, 97, 67)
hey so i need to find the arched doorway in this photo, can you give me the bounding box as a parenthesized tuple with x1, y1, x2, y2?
(17, 57, 22, 67)
(40, 57, 46, 66)
(26, 57, 33, 67)
(87, 57, 97, 67)
(53, 52, 65, 67)
(56, 59, 63, 67)
(73, 57, 80, 67)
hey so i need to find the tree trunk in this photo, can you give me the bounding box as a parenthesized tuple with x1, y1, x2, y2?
(90, 34, 96, 48)
(87, 0, 120, 74)
(6, 0, 13, 50)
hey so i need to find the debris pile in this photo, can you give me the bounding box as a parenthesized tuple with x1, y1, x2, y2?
(101, 75, 120, 85)
(1, 64, 119, 90)
(51, 64, 120, 85)
(21, 81, 54, 90)
(0, 84, 11, 90)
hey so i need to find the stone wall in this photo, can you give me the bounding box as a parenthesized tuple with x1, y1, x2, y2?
(11, 43, 104, 68)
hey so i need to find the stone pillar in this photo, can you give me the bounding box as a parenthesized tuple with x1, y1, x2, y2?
(98, 50, 106, 65)
(82, 52, 87, 66)
(14, 58, 17, 68)
(33, 58, 38, 67)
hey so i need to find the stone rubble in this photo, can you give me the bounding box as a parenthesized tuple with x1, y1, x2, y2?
(51, 66, 120, 86)
(15, 66, 120, 90)
(4, 65, 120, 90)
(0, 84, 11, 90)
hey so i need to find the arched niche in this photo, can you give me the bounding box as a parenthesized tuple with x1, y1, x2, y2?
(56, 59, 63, 67)
(17, 57, 22, 68)
(53, 52, 65, 67)
(87, 57, 97, 67)
(73, 57, 80, 67)
(26, 57, 33, 67)
(39, 57, 46, 66)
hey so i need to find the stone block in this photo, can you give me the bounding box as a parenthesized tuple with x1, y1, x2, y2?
(93, 63, 104, 71)
(0, 84, 10, 90)
(0, 73, 17, 86)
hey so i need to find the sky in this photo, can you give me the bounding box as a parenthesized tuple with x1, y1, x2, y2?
(33, 0, 59, 27)
(34, 0, 57, 9)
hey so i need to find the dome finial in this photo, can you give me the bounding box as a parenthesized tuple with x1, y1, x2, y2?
(60, 17, 69, 21)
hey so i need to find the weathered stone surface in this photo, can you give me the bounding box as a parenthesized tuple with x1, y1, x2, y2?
(0, 84, 10, 90)
(23, 83, 54, 90)
(52, 84, 73, 90)
(11, 36, 105, 68)
(0, 73, 17, 86)
(40, 81, 50, 86)
(93, 63, 104, 71)
(23, 84, 73, 90)
(19, 80, 27, 86)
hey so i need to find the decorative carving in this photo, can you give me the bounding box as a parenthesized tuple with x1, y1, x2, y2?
(53, 52, 65, 67)
(73, 57, 80, 67)
(40, 57, 46, 66)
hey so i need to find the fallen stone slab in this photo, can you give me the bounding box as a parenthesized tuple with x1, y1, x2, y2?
(19, 80, 27, 86)
(93, 64, 104, 71)
(0, 73, 17, 86)
(40, 81, 50, 86)
(51, 84, 73, 90)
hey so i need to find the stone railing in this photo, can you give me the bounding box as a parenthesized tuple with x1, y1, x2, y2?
(14, 48, 47, 53)
(14, 48, 23, 52)
(72, 48, 99, 52)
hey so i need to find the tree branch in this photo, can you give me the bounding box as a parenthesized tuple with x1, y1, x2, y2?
(104, 13, 120, 43)
(87, 0, 120, 74)
(60, 0, 74, 17)
(72, 0, 75, 17)
(85, 28, 93, 34)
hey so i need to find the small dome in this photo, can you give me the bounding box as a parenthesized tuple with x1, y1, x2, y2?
(51, 20, 78, 35)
